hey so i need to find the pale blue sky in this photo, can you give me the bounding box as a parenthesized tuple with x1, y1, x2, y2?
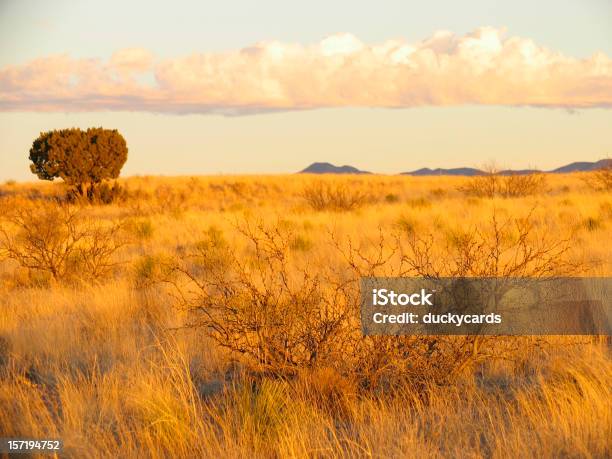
(0, 0, 611, 181)
(1, 0, 611, 63)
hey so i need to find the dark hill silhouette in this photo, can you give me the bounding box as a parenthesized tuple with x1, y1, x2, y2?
(299, 159, 610, 176)
(403, 167, 484, 176)
(300, 162, 371, 174)
(401, 159, 610, 176)
(551, 159, 611, 173)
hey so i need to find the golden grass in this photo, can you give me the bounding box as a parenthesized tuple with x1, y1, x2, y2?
(0, 173, 610, 458)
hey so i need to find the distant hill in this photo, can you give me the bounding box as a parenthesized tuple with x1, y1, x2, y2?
(401, 159, 610, 176)
(300, 162, 371, 174)
(402, 167, 484, 176)
(550, 159, 612, 174)
(299, 159, 610, 176)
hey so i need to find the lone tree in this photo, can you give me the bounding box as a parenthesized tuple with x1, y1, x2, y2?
(29, 127, 128, 196)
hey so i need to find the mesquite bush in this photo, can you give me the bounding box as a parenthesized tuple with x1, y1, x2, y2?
(0, 201, 127, 282)
(167, 209, 582, 389)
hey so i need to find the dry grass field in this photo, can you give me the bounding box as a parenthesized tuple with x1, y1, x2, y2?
(0, 173, 610, 458)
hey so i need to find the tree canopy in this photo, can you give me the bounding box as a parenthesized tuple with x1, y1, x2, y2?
(29, 128, 128, 190)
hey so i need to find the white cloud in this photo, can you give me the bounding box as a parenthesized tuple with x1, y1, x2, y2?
(110, 48, 154, 77)
(1, 27, 610, 114)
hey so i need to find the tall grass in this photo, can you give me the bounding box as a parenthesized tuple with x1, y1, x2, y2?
(0, 173, 610, 458)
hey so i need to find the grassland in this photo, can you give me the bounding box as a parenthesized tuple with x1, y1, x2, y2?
(0, 173, 610, 458)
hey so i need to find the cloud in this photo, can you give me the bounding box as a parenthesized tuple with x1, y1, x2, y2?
(110, 48, 154, 77)
(1, 27, 611, 114)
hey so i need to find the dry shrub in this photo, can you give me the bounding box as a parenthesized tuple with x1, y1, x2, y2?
(584, 161, 612, 191)
(332, 208, 582, 389)
(302, 181, 371, 211)
(502, 173, 548, 197)
(402, 208, 578, 278)
(357, 208, 582, 387)
(133, 254, 176, 288)
(166, 220, 357, 373)
(460, 173, 497, 199)
(0, 200, 127, 282)
(460, 167, 547, 198)
(165, 208, 582, 391)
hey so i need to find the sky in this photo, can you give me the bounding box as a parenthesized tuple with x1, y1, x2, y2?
(0, 0, 611, 181)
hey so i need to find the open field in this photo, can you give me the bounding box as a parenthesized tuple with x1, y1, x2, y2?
(0, 173, 610, 458)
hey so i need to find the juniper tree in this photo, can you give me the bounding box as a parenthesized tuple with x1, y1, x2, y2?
(29, 127, 128, 196)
